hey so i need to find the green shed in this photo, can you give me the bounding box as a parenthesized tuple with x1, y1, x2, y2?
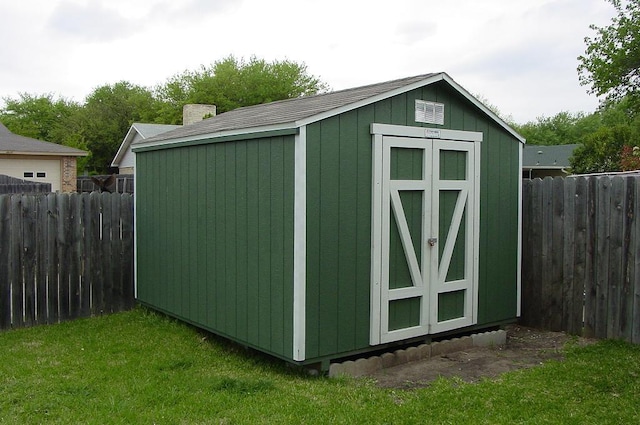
(133, 72, 524, 368)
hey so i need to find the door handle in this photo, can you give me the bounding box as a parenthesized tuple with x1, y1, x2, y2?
(428, 237, 438, 247)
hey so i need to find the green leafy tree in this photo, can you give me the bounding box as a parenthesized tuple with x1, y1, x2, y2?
(1, 93, 82, 142)
(472, 93, 515, 125)
(156, 55, 329, 123)
(513, 111, 601, 145)
(0, 93, 90, 171)
(578, 0, 640, 112)
(569, 124, 635, 173)
(3, 56, 328, 174)
(82, 81, 159, 173)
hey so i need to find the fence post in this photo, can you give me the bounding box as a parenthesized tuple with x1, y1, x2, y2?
(633, 178, 640, 344)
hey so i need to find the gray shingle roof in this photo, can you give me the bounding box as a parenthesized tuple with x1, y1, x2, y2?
(133, 123, 181, 141)
(523, 144, 580, 168)
(145, 73, 440, 143)
(0, 122, 88, 156)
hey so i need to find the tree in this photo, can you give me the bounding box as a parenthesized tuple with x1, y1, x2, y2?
(620, 144, 640, 169)
(155, 55, 329, 123)
(0, 93, 82, 142)
(82, 81, 159, 173)
(0, 93, 90, 171)
(569, 124, 635, 173)
(578, 0, 640, 112)
(513, 111, 601, 145)
(2, 56, 329, 173)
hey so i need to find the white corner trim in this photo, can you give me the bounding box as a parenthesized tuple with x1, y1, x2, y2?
(133, 157, 138, 299)
(293, 125, 307, 361)
(516, 144, 523, 317)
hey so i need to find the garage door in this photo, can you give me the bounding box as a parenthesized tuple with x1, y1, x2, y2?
(0, 158, 61, 191)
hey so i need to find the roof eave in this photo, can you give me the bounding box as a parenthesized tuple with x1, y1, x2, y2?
(134, 72, 526, 149)
(132, 122, 298, 152)
(523, 165, 568, 170)
(0, 150, 88, 157)
(111, 125, 140, 167)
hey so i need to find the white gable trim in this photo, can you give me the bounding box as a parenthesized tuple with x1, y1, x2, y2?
(134, 72, 524, 151)
(295, 74, 447, 127)
(296, 73, 524, 144)
(440, 74, 525, 144)
(111, 125, 139, 167)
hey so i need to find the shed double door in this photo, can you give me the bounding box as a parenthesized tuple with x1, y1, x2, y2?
(371, 134, 479, 344)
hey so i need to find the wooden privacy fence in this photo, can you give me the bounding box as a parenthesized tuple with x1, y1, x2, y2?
(77, 174, 134, 194)
(0, 192, 134, 330)
(0, 174, 51, 194)
(521, 176, 640, 344)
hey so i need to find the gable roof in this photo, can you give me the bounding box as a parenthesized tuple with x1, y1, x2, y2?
(136, 72, 524, 150)
(0, 122, 87, 156)
(523, 144, 579, 169)
(111, 122, 181, 167)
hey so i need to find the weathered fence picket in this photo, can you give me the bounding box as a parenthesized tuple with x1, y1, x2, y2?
(521, 176, 640, 344)
(0, 192, 134, 330)
(76, 174, 134, 194)
(0, 174, 51, 194)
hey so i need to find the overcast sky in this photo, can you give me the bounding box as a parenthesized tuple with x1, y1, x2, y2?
(0, 0, 617, 124)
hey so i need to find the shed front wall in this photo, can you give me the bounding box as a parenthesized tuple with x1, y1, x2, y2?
(304, 81, 520, 360)
(136, 135, 296, 360)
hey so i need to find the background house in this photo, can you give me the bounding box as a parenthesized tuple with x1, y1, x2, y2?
(111, 104, 216, 174)
(111, 123, 180, 174)
(522, 144, 579, 179)
(0, 122, 87, 192)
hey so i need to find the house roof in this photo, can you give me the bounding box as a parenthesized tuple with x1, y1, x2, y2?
(111, 122, 181, 167)
(136, 72, 524, 150)
(523, 144, 580, 169)
(0, 122, 88, 156)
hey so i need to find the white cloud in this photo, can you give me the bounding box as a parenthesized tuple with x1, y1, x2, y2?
(0, 0, 621, 122)
(47, 1, 138, 42)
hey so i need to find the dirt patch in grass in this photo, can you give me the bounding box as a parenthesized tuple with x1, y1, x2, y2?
(372, 325, 597, 389)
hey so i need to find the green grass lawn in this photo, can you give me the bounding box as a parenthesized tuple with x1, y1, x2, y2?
(0, 307, 639, 424)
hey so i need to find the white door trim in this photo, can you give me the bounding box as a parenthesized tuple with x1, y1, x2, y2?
(370, 124, 481, 345)
(428, 139, 477, 334)
(371, 123, 483, 143)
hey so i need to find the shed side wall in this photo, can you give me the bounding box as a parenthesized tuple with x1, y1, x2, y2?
(136, 135, 295, 360)
(304, 81, 519, 360)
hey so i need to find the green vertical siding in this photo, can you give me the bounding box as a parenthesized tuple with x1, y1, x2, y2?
(305, 81, 520, 360)
(136, 136, 295, 360)
(477, 126, 520, 323)
(137, 79, 521, 364)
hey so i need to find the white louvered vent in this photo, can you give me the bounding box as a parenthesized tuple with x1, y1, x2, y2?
(415, 100, 444, 125)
